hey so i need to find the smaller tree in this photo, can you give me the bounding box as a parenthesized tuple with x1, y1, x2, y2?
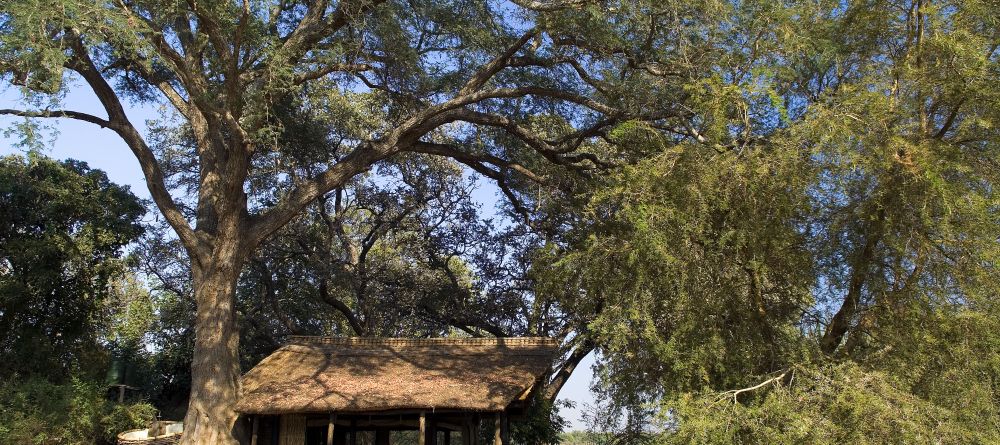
(0, 152, 145, 379)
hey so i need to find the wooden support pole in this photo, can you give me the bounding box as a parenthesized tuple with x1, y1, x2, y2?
(461, 416, 472, 445)
(493, 413, 501, 445)
(375, 429, 390, 445)
(500, 412, 509, 445)
(251, 416, 259, 445)
(350, 418, 358, 445)
(419, 412, 427, 445)
(327, 414, 336, 445)
(462, 416, 472, 445)
(473, 414, 480, 445)
(443, 430, 451, 445)
(428, 415, 438, 445)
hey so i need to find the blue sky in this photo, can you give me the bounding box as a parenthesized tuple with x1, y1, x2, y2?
(0, 85, 598, 431)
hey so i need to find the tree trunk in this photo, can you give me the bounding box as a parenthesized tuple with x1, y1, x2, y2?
(180, 244, 245, 445)
(543, 339, 595, 403)
(820, 207, 885, 355)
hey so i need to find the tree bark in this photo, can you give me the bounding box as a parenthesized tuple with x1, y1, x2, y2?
(179, 237, 246, 445)
(820, 209, 885, 355)
(543, 339, 595, 403)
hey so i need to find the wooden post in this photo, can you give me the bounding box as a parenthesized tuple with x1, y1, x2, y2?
(500, 412, 509, 445)
(493, 413, 501, 445)
(350, 418, 358, 445)
(375, 429, 390, 445)
(443, 430, 451, 445)
(427, 416, 437, 445)
(251, 416, 259, 445)
(327, 414, 336, 445)
(473, 414, 480, 445)
(462, 415, 473, 445)
(419, 412, 427, 445)
(279, 415, 306, 445)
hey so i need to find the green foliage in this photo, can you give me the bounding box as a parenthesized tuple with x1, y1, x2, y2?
(534, 0, 1000, 442)
(511, 398, 570, 445)
(0, 153, 145, 378)
(0, 376, 156, 445)
(2, 0, 998, 442)
(560, 430, 606, 445)
(666, 362, 998, 445)
(539, 144, 815, 396)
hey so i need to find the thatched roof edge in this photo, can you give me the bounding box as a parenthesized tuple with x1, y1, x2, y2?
(236, 337, 560, 415)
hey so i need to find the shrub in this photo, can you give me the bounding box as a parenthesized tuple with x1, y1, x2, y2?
(0, 376, 156, 445)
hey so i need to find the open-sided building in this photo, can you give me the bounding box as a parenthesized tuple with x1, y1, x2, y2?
(237, 337, 560, 445)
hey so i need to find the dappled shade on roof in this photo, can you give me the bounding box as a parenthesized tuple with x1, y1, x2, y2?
(236, 337, 560, 415)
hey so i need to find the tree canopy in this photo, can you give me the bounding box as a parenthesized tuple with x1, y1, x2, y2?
(0, 153, 156, 445)
(2, 0, 999, 443)
(0, 153, 145, 378)
(2, 0, 659, 441)
(533, 0, 1000, 443)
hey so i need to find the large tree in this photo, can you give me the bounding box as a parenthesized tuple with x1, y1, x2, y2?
(136, 145, 595, 419)
(534, 0, 1000, 442)
(0, 1, 676, 442)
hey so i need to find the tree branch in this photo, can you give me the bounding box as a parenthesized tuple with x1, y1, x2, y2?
(429, 108, 612, 169)
(714, 370, 790, 404)
(459, 30, 538, 95)
(511, 0, 591, 11)
(319, 279, 366, 336)
(116, 1, 209, 100)
(273, 0, 387, 72)
(543, 338, 595, 402)
(820, 207, 885, 354)
(409, 141, 546, 183)
(294, 63, 373, 84)
(63, 29, 204, 262)
(252, 259, 303, 335)
(0, 109, 110, 127)
(248, 143, 394, 247)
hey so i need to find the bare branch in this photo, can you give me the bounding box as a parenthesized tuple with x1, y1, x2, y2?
(820, 208, 885, 355)
(63, 29, 204, 262)
(248, 143, 394, 247)
(183, 0, 235, 70)
(544, 338, 596, 402)
(430, 108, 612, 169)
(409, 140, 546, 183)
(252, 259, 303, 335)
(421, 302, 509, 338)
(714, 370, 790, 404)
(277, 0, 387, 69)
(933, 99, 964, 140)
(508, 55, 612, 94)
(459, 30, 538, 95)
(411, 141, 536, 224)
(0, 108, 110, 127)
(397, 86, 619, 143)
(124, 60, 192, 118)
(319, 279, 366, 336)
(294, 63, 373, 84)
(116, 2, 209, 99)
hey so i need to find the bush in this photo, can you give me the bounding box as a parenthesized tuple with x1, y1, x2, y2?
(0, 376, 156, 445)
(663, 363, 999, 445)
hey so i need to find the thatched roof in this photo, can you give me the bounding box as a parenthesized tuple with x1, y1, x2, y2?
(236, 337, 560, 415)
